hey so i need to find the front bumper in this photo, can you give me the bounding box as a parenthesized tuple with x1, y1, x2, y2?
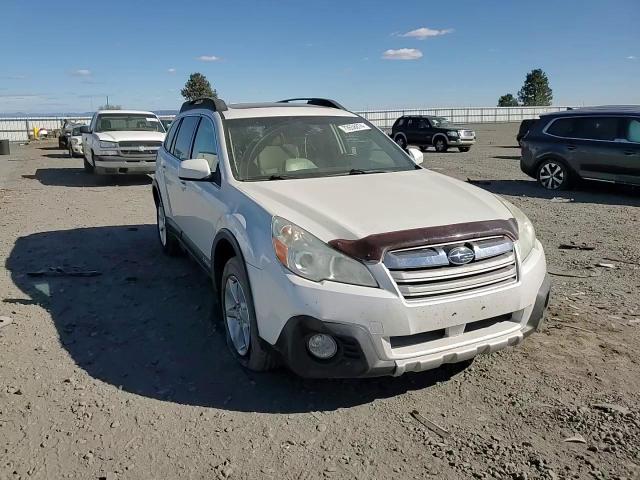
(447, 138, 475, 147)
(94, 155, 156, 175)
(71, 144, 83, 154)
(251, 242, 549, 378)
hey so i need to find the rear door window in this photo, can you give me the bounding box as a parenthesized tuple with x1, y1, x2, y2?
(172, 116, 199, 160)
(572, 117, 619, 141)
(164, 118, 181, 151)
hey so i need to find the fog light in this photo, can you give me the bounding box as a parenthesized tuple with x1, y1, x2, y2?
(307, 334, 337, 360)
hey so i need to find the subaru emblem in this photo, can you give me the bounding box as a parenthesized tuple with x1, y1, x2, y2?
(447, 246, 475, 265)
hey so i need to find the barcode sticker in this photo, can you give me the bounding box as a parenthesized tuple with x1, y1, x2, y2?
(338, 123, 371, 133)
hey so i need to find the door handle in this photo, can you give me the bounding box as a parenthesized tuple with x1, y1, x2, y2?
(566, 145, 577, 151)
(623, 151, 637, 156)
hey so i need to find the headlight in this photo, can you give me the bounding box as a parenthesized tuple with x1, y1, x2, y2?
(498, 198, 536, 260)
(272, 216, 377, 287)
(99, 140, 118, 149)
(447, 130, 459, 137)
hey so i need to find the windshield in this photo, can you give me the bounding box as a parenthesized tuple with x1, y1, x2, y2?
(225, 116, 417, 181)
(95, 114, 165, 133)
(72, 127, 83, 136)
(430, 117, 451, 127)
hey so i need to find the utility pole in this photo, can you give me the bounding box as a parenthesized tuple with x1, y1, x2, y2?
(106, 95, 109, 108)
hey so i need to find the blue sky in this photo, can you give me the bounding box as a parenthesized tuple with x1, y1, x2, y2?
(0, 0, 638, 113)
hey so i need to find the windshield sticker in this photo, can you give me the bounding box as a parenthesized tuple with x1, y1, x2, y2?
(338, 123, 371, 133)
(146, 117, 159, 122)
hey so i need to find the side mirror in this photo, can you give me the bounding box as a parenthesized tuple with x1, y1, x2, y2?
(80, 126, 90, 134)
(407, 147, 424, 165)
(179, 157, 212, 181)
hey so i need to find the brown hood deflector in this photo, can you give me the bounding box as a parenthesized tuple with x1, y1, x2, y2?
(328, 219, 518, 262)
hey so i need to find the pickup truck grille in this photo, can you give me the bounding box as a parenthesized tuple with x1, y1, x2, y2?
(118, 141, 162, 157)
(384, 236, 517, 300)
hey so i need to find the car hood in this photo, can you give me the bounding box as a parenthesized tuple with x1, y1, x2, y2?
(94, 131, 165, 142)
(236, 169, 512, 243)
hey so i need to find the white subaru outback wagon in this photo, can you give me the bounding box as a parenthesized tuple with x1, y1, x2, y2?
(152, 97, 550, 378)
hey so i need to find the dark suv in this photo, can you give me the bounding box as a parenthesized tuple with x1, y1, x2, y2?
(391, 115, 476, 152)
(520, 107, 640, 190)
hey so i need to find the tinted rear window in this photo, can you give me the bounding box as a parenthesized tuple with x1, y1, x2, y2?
(546, 118, 575, 137)
(546, 116, 619, 141)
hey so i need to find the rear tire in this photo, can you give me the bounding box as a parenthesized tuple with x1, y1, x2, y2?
(536, 159, 571, 190)
(221, 257, 278, 372)
(156, 201, 180, 255)
(458, 147, 471, 152)
(394, 134, 408, 150)
(434, 136, 448, 152)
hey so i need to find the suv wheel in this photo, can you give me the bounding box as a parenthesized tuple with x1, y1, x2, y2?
(221, 257, 278, 372)
(434, 137, 448, 152)
(537, 159, 570, 190)
(156, 201, 180, 255)
(394, 134, 407, 150)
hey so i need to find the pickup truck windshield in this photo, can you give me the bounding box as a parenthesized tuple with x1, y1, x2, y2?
(95, 114, 165, 133)
(226, 116, 417, 181)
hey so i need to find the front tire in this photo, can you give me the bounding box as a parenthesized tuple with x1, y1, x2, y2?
(536, 159, 571, 190)
(221, 257, 277, 372)
(434, 136, 448, 152)
(83, 154, 94, 173)
(156, 201, 180, 255)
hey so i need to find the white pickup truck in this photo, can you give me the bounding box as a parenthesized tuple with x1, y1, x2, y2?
(81, 110, 166, 175)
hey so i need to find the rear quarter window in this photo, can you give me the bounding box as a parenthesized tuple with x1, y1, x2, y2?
(546, 118, 575, 137)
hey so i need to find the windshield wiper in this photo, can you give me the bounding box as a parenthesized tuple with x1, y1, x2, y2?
(347, 168, 388, 175)
(267, 174, 291, 180)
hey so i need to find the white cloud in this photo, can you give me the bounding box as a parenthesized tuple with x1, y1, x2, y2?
(71, 69, 92, 77)
(167, 68, 176, 73)
(382, 48, 423, 61)
(197, 55, 220, 62)
(399, 27, 454, 39)
(626, 55, 637, 60)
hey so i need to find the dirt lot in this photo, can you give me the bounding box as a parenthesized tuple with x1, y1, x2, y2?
(1, 123, 639, 480)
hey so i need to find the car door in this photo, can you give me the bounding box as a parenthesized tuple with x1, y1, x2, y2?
(179, 115, 226, 262)
(156, 118, 182, 214)
(417, 118, 433, 145)
(566, 116, 628, 183)
(163, 115, 199, 234)
(404, 117, 419, 144)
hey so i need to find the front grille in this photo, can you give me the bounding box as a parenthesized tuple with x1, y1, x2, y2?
(384, 236, 517, 300)
(118, 141, 162, 148)
(118, 141, 162, 157)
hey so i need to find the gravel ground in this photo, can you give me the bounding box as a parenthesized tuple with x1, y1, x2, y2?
(1, 124, 639, 480)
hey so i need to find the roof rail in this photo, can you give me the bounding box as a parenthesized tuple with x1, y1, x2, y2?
(278, 98, 347, 110)
(179, 97, 228, 114)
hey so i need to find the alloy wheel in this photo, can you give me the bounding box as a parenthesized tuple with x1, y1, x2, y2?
(157, 204, 167, 246)
(224, 275, 251, 356)
(538, 162, 565, 189)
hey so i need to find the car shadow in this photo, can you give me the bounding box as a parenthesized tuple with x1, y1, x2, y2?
(6, 224, 467, 413)
(493, 155, 521, 160)
(43, 153, 72, 159)
(473, 179, 640, 206)
(38, 146, 62, 151)
(22, 168, 152, 187)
